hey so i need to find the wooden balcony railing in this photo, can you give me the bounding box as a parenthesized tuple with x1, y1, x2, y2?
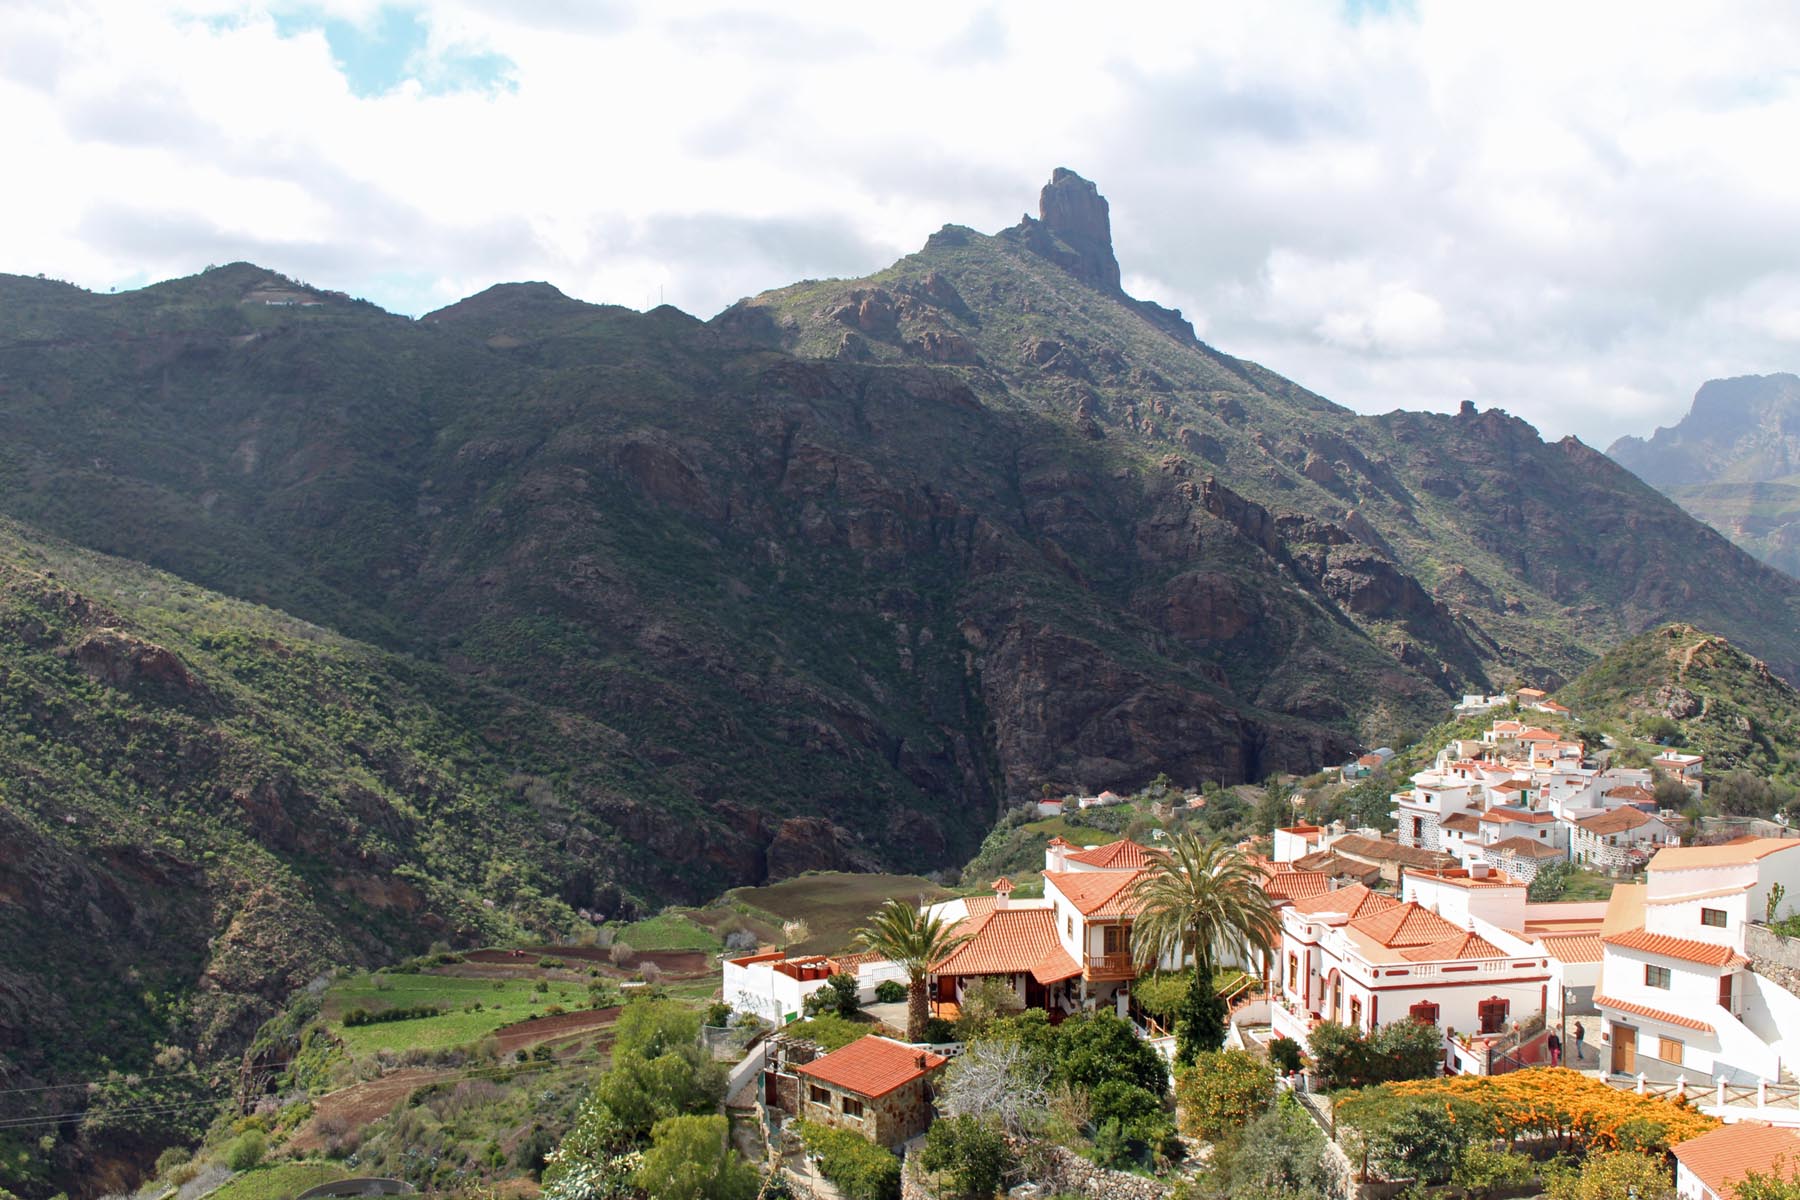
(1085, 952, 1137, 981)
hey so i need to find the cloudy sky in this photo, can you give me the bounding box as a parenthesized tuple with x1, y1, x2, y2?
(5, 1, 1800, 446)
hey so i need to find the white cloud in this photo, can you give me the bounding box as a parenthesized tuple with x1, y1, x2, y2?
(2, 0, 1799, 446)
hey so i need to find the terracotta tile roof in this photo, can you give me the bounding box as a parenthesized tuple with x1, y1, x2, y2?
(1044, 869, 1149, 919)
(1602, 929, 1750, 968)
(1650, 838, 1800, 870)
(1488, 836, 1565, 859)
(1594, 993, 1714, 1033)
(1674, 1124, 1800, 1200)
(1351, 900, 1461, 948)
(1402, 931, 1510, 962)
(1065, 839, 1162, 870)
(1539, 933, 1604, 964)
(1292, 850, 1380, 879)
(1408, 867, 1523, 889)
(932, 907, 1081, 983)
(1328, 834, 1458, 870)
(1492, 779, 1532, 792)
(1440, 813, 1482, 833)
(1603, 784, 1656, 804)
(1288, 883, 1399, 922)
(796, 1036, 947, 1098)
(1261, 864, 1332, 903)
(1517, 728, 1560, 741)
(1479, 807, 1557, 824)
(1577, 808, 1654, 835)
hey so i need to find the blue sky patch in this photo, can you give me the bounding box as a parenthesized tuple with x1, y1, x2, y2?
(271, 5, 516, 97)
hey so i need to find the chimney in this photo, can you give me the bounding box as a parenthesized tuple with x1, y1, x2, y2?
(991, 876, 1015, 910)
(1471, 862, 1490, 879)
(1045, 837, 1070, 873)
(916, 1053, 928, 1068)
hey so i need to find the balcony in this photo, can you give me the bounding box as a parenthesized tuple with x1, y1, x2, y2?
(1085, 952, 1137, 981)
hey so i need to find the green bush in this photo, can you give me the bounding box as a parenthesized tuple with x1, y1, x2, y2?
(796, 1120, 900, 1200)
(874, 980, 907, 1004)
(1341, 1093, 1474, 1184)
(1267, 1036, 1303, 1075)
(341, 1003, 444, 1027)
(635, 1114, 758, 1200)
(1217, 1092, 1336, 1196)
(920, 1114, 1010, 1199)
(153, 1146, 191, 1178)
(1450, 1142, 1536, 1198)
(224, 1130, 266, 1172)
(803, 973, 860, 1019)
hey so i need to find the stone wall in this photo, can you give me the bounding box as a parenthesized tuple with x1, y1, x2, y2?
(1006, 1138, 1174, 1200)
(1748, 922, 1800, 976)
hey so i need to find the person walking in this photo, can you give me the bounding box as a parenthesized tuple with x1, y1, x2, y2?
(1572, 1020, 1586, 1065)
(1547, 1030, 1562, 1066)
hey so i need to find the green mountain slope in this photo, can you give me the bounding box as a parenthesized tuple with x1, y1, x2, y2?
(2, 172, 1800, 1192)
(1608, 373, 1800, 576)
(1557, 622, 1800, 785)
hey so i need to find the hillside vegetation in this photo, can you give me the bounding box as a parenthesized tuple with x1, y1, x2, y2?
(1559, 623, 1800, 786)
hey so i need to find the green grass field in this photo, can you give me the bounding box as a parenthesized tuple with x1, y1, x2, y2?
(206, 1162, 346, 1200)
(724, 872, 952, 954)
(1558, 868, 1617, 902)
(326, 973, 597, 1055)
(610, 912, 722, 952)
(1020, 815, 1116, 845)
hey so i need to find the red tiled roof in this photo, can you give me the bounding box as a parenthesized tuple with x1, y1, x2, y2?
(1650, 838, 1800, 870)
(1479, 807, 1557, 824)
(1261, 864, 1332, 903)
(1593, 993, 1714, 1033)
(1292, 850, 1379, 879)
(1604, 784, 1656, 803)
(1439, 813, 1483, 833)
(1289, 883, 1399, 921)
(1488, 836, 1565, 859)
(1674, 1124, 1800, 1200)
(1065, 839, 1162, 870)
(1328, 834, 1458, 870)
(1539, 933, 1604, 963)
(932, 907, 1081, 984)
(1351, 901, 1461, 948)
(1577, 808, 1653, 835)
(796, 1036, 947, 1098)
(1044, 869, 1150, 919)
(1602, 928, 1750, 968)
(1402, 931, 1510, 962)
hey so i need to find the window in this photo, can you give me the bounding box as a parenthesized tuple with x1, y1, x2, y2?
(1409, 1001, 1440, 1025)
(1287, 953, 1298, 992)
(1701, 908, 1727, 928)
(1066, 915, 1074, 939)
(841, 1097, 864, 1118)
(1349, 997, 1363, 1028)
(1645, 964, 1672, 990)
(1660, 1037, 1684, 1065)
(809, 1085, 831, 1106)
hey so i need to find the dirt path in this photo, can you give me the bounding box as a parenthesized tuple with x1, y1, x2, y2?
(465, 947, 710, 975)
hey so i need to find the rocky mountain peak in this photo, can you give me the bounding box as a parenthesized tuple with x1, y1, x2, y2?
(1036, 168, 1122, 292)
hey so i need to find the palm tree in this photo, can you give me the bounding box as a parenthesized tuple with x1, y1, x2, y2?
(1126, 831, 1279, 1063)
(853, 899, 973, 1043)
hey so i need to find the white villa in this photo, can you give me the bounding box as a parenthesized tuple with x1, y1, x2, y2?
(1594, 837, 1800, 1083)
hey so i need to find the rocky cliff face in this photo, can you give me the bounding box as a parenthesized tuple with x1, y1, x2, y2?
(1608, 373, 1800, 576)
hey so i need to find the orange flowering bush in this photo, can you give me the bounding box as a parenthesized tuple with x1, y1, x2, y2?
(1364, 1067, 1718, 1152)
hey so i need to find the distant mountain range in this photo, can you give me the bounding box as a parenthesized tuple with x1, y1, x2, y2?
(4, 170, 1800, 1187)
(1608, 373, 1800, 577)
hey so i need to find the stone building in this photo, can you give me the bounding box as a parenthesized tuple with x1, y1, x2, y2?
(779, 1035, 946, 1149)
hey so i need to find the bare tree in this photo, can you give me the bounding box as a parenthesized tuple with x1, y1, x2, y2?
(610, 940, 635, 967)
(939, 1039, 1050, 1135)
(639, 961, 664, 986)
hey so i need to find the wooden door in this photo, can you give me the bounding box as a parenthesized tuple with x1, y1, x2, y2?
(1612, 1025, 1636, 1074)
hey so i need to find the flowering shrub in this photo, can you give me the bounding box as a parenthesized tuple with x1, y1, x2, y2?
(1340, 1067, 1718, 1155)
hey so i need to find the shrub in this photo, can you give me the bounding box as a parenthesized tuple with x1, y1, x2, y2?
(1348, 1093, 1471, 1183)
(1175, 1050, 1275, 1141)
(539, 956, 567, 969)
(920, 1114, 1010, 1199)
(804, 973, 860, 1019)
(1306, 1020, 1370, 1090)
(796, 1120, 900, 1200)
(1219, 1092, 1337, 1197)
(1544, 1149, 1675, 1200)
(1451, 1142, 1537, 1199)
(1368, 1017, 1442, 1083)
(342, 1003, 444, 1027)
(1174, 971, 1229, 1063)
(223, 1130, 266, 1172)
(782, 1013, 866, 1051)
(703, 1002, 733, 1028)
(514, 1125, 557, 1176)
(153, 1146, 191, 1178)
(953, 977, 1021, 1039)
(634, 1114, 759, 1200)
(874, 980, 907, 1004)
(1089, 1079, 1175, 1163)
(1056, 1012, 1168, 1098)
(1268, 1036, 1304, 1075)
(921, 1016, 957, 1044)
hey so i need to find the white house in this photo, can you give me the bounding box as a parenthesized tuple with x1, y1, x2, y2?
(723, 950, 908, 1025)
(1594, 837, 1800, 1083)
(1571, 807, 1679, 873)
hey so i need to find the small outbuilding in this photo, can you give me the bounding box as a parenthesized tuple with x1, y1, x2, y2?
(790, 1035, 947, 1148)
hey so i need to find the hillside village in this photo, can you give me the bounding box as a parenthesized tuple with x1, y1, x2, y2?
(44, 681, 1800, 1200)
